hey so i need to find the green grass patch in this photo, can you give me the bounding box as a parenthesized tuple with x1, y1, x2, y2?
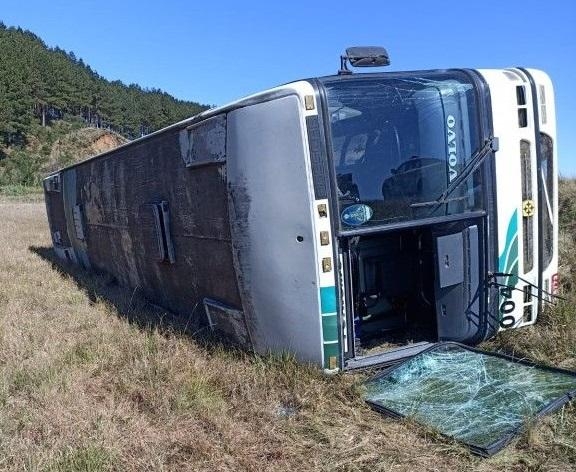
(9, 365, 62, 395)
(62, 341, 98, 366)
(0, 184, 45, 203)
(0, 184, 43, 197)
(45, 445, 116, 472)
(172, 376, 226, 412)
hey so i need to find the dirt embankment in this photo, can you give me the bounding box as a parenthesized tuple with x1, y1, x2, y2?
(87, 129, 128, 156)
(49, 128, 128, 166)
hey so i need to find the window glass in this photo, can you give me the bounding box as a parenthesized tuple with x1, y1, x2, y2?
(540, 133, 554, 268)
(322, 72, 484, 228)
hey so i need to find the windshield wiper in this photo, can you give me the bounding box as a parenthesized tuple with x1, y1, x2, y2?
(412, 137, 498, 215)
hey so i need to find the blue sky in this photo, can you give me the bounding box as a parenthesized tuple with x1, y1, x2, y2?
(2, 1, 575, 174)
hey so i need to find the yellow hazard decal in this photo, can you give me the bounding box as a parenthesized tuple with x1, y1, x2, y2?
(522, 199, 535, 217)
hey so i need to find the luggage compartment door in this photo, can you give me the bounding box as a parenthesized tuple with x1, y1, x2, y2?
(434, 224, 481, 342)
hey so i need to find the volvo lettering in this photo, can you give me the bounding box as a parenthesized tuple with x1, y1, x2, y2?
(447, 114, 458, 181)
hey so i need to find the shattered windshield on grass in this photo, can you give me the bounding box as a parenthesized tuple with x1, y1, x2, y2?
(364, 343, 576, 455)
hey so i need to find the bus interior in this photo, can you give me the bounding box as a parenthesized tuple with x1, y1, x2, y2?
(342, 216, 487, 363)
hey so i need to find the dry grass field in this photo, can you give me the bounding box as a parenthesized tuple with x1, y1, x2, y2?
(0, 181, 575, 471)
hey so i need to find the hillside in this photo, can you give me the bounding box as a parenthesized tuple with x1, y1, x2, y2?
(0, 120, 129, 186)
(0, 23, 208, 186)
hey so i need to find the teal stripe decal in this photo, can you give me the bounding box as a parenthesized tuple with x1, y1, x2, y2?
(320, 286, 337, 314)
(323, 343, 340, 364)
(499, 209, 518, 271)
(499, 210, 519, 287)
(320, 285, 339, 369)
(498, 210, 519, 326)
(321, 313, 338, 343)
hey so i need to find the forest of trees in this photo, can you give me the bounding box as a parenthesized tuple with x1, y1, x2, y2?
(0, 23, 209, 185)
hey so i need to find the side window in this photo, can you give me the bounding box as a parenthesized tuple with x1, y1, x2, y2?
(540, 133, 554, 268)
(179, 114, 226, 167)
(44, 173, 61, 192)
(520, 140, 534, 273)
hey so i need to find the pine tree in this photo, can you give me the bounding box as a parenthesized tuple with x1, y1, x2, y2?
(0, 23, 209, 185)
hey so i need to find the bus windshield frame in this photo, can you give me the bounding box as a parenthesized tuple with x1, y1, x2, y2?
(320, 71, 485, 230)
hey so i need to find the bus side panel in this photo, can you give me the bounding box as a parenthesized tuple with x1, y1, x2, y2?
(65, 124, 243, 322)
(227, 95, 324, 365)
(478, 69, 540, 329)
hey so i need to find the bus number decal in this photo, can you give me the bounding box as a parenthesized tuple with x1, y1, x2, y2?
(499, 286, 516, 328)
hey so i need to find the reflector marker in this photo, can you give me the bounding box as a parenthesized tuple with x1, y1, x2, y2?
(314, 198, 340, 371)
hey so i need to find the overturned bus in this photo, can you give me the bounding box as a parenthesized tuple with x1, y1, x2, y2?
(44, 48, 558, 372)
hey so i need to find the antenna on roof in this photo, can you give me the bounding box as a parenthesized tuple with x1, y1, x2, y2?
(338, 46, 391, 75)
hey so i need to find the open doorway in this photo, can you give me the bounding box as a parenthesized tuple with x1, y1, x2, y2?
(345, 227, 438, 357)
(343, 220, 487, 364)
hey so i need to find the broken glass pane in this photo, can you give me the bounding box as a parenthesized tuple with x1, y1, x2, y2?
(364, 343, 576, 455)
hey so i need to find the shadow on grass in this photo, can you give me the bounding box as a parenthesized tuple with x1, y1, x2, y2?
(28, 245, 216, 344)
